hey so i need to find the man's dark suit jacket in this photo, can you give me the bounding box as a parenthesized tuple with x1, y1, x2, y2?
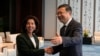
(52, 19, 83, 56)
(16, 33, 44, 56)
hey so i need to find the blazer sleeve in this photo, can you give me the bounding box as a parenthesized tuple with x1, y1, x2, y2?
(52, 44, 63, 54)
(16, 35, 44, 56)
(62, 23, 83, 47)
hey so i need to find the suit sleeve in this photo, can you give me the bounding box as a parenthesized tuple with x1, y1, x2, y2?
(16, 35, 44, 56)
(62, 23, 83, 47)
(52, 44, 63, 54)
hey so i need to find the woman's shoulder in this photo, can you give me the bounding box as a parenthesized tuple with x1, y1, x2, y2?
(17, 33, 26, 38)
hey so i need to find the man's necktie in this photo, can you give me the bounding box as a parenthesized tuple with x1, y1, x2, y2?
(60, 25, 67, 36)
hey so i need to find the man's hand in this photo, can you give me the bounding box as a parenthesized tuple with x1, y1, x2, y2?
(45, 47, 53, 54)
(51, 33, 62, 45)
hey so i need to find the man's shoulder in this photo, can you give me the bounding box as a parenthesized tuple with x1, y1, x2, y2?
(70, 19, 81, 25)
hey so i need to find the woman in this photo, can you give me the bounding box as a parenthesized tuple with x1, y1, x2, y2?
(16, 15, 46, 56)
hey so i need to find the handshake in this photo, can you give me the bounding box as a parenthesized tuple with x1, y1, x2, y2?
(44, 47, 53, 54)
(44, 33, 63, 54)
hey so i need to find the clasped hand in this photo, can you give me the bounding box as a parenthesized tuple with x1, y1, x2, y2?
(45, 47, 53, 54)
(45, 33, 62, 54)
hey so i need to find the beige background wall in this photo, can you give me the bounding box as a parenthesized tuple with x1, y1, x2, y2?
(44, 0, 57, 39)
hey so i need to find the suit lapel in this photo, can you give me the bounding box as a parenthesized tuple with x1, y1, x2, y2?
(65, 26, 70, 36)
(64, 19, 74, 36)
(22, 33, 38, 49)
(33, 34, 39, 48)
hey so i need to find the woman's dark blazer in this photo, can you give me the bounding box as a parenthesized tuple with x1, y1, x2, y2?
(16, 33, 44, 56)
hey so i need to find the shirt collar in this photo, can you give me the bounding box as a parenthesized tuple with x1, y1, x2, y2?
(65, 17, 72, 26)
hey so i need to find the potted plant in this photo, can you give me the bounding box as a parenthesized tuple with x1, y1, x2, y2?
(83, 29, 89, 37)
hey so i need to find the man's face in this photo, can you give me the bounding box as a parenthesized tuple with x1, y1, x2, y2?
(57, 7, 71, 24)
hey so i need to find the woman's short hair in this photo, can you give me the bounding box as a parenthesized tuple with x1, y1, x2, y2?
(22, 15, 39, 33)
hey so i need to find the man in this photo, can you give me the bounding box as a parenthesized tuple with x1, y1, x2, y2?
(46, 4, 83, 56)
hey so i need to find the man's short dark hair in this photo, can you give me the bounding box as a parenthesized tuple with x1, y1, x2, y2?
(58, 4, 72, 12)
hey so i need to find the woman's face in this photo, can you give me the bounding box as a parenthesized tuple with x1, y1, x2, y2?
(26, 19, 36, 33)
